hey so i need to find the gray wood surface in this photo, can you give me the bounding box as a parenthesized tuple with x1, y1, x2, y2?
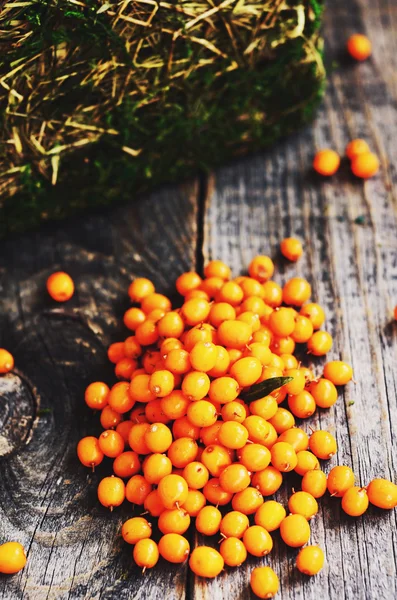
(1, 0, 397, 598)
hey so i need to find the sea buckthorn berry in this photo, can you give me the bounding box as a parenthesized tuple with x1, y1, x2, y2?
(107, 382, 134, 414)
(173, 416, 201, 440)
(270, 442, 297, 472)
(116, 420, 135, 444)
(307, 331, 333, 356)
(124, 307, 146, 330)
(182, 371, 210, 401)
(0, 349, 14, 374)
(255, 500, 286, 532)
(204, 260, 231, 280)
(181, 298, 211, 326)
(199, 278, 223, 300)
(142, 351, 163, 374)
(183, 462, 209, 490)
(219, 463, 250, 494)
(158, 474, 188, 509)
(280, 237, 303, 262)
(128, 278, 155, 302)
(185, 288, 210, 300)
(278, 428, 309, 452)
(302, 470, 327, 498)
(262, 281, 282, 308)
(122, 517, 152, 545)
(203, 478, 233, 506)
(244, 342, 272, 366)
(145, 400, 168, 424)
(164, 349, 191, 375)
(252, 466, 283, 496)
(133, 539, 159, 570)
(100, 405, 122, 430)
(280, 514, 310, 547)
(227, 348, 244, 367)
(176, 271, 202, 296)
(218, 422, 249, 450)
(292, 315, 314, 343)
(160, 391, 188, 421)
(327, 466, 355, 497)
(200, 422, 222, 446)
(342, 486, 369, 516)
(241, 296, 268, 317)
(268, 408, 295, 434)
(141, 293, 171, 314)
(168, 437, 198, 468)
(108, 342, 125, 364)
(347, 33, 372, 61)
(196, 505, 222, 535)
(130, 405, 148, 423)
(146, 308, 167, 323)
(309, 378, 338, 408)
(189, 547, 224, 578)
(209, 302, 236, 328)
(128, 374, 155, 404)
(129, 423, 151, 454)
(98, 475, 125, 509)
(288, 491, 318, 520)
(144, 423, 173, 453)
(283, 277, 311, 307)
(142, 453, 172, 484)
(47, 271, 74, 302)
(346, 138, 370, 160)
(77, 436, 104, 469)
(157, 312, 184, 338)
(0, 542, 27, 574)
(160, 337, 183, 355)
(220, 537, 247, 567)
(207, 345, 231, 378)
(158, 533, 190, 564)
(232, 487, 264, 514)
(250, 566, 279, 599)
(269, 307, 296, 337)
(221, 400, 247, 423)
(299, 303, 325, 330)
(158, 508, 190, 534)
(239, 444, 271, 472)
(85, 381, 109, 410)
(295, 451, 320, 476)
(187, 400, 217, 428)
(135, 320, 159, 346)
(243, 415, 271, 445)
(243, 525, 273, 557)
(144, 489, 165, 517)
(248, 256, 275, 283)
(237, 311, 261, 333)
(217, 320, 252, 349)
(216, 281, 244, 306)
(125, 474, 152, 505)
(189, 342, 217, 372)
(296, 546, 325, 576)
(220, 511, 249, 539)
(313, 149, 340, 176)
(323, 361, 353, 385)
(201, 444, 232, 477)
(284, 368, 306, 395)
(367, 478, 397, 509)
(288, 390, 316, 419)
(123, 336, 142, 360)
(270, 336, 295, 356)
(98, 430, 125, 458)
(239, 277, 265, 299)
(249, 395, 278, 421)
(309, 430, 337, 459)
(183, 323, 214, 351)
(113, 450, 141, 478)
(149, 370, 175, 398)
(209, 376, 240, 404)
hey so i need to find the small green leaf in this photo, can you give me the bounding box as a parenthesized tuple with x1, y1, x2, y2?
(240, 377, 293, 403)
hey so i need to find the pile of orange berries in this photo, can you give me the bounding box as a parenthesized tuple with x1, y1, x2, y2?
(72, 250, 395, 596)
(313, 139, 379, 179)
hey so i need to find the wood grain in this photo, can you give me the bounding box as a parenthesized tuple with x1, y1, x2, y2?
(196, 0, 397, 598)
(0, 182, 198, 600)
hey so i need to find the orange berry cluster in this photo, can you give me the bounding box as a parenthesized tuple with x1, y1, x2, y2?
(72, 252, 396, 594)
(313, 139, 379, 179)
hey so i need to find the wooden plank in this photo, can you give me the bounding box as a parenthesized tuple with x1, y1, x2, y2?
(195, 0, 397, 598)
(0, 182, 199, 600)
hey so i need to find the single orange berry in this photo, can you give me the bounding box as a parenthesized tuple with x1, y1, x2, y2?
(250, 566, 279, 599)
(323, 361, 353, 385)
(157, 474, 188, 509)
(231, 486, 264, 515)
(107, 342, 125, 364)
(278, 428, 309, 452)
(291, 315, 313, 343)
(142, 453, 172, 484)
(144, 422, 173, 453)
(181, 298, 211, 326)
(299, 303, 325, 330)
(280, 237, 303, 262)
(307, 331, 333, 356)
(100, 405, 122, 430)
(141, 292, 171, 314)
(113, 450, 141, 478)
(243, 525, 273, 557)
(309, 378, 338, 408)
(158, 533, 190, 564)
(351, 152, 379, 179)
(327, 465, 355, 497)
(248, 256, 275, 283)
(342, 486, 369, 516)
(218, 422, 249, 450)
(203, 478, 233, 506)
(133, 539, 159, 570)
(309, 430, 337, 459)
(296, 546, 325, 576)
(189, 547, 224, 578)
(219, 463, 251, 494)
(123, 307, 146, 331)
(176, 271, 202, 296)
(0, 348, 14, 374)
(182, 371, 210, 401)
(122, 517, 152, 544)
(270, 442, 297, 472)
(125, 474, 152, 505)
(367, 478, 397, 509)
(167, 437, 199, 469)
(204, 260, 231, 280)
(135, 320, 159, 346)
(262, 281, 282, 308)
(217, 320, 252, 349)
(220, 537, 247, 567)
(268, 408, 295, 434)
(85, 381, 109, 410)
(294, 451, 320, 476)
(181, 489, 206, 517)
(196, 505, 222, 536)
(0, 542, 27, 574)
(346, 139, 370, 160)
(158, 508, 190, 535)
(313, 149, 340, 176)
(288, 390, 316, 419)
(347, 33, 372, 61)
(116, 420, 135, 444)
(254, 500, 286, 532)
(128, 278, 155, 302)
(238, 443, 271, 472)
(288, 491, 318, 520)
(209, 376, 240, 404)
(144, 489, 165, 517)
(216, 281, 244, 306)
(221, 400, 247, 423)
(98, 475, 125, 509)
(280, 514, 310, 547)
(149, 370, 175, 398)
(172, 416, 201, 440)
(46, 271, 74, 302)
(108, 381, 134, 414)
(98, 430, 125, 458)
(183, 461, 209, 490)
(129, 373, 156, 404)
(189, 342, 218, 372)
(302, 469, 327, 498)
(157, 312, 185, 338)
(251, 466, 283, 497)
(77, 436, 104, 469)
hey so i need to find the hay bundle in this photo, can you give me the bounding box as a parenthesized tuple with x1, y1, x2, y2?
(0, 0, 325, 236)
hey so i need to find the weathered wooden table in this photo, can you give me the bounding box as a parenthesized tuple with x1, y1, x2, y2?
(1, 0, 397, 598)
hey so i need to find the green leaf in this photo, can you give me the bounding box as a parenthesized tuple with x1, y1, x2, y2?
(240, 377, 293, 403)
